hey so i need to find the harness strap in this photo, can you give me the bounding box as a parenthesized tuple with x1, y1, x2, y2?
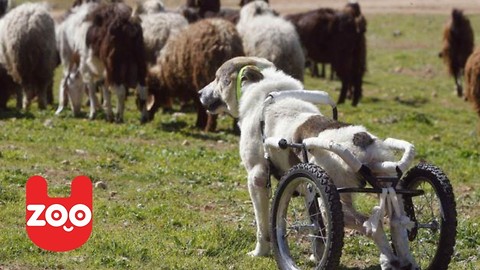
(363, 187, 415, 235)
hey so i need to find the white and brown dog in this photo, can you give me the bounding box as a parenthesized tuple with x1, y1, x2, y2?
(199, 56, 417, 269)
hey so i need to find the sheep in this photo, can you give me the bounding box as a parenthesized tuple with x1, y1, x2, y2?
(55, 2, 99, 117)
(146, 18, 244, 131)
(0, 3, 57, 110)
(0, 0, 10, 17)
(464, 47, 480, 120)
(237, 1, 305, 82)
(0, 64, 19, 110)
(140, 0, 165, 14)
(57, 2, 149, 123)
(140, 10, 188, 65)
(285, 3, 367, 106)
(180, 0, 270, 24)
(439, 8, 474, 97)
(84, 2, 148, 123)
(239, 0, 268, 6)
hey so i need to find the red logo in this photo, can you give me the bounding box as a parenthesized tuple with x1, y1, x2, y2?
(26, 175, 93, 252)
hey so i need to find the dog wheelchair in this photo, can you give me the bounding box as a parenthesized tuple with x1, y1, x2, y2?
(261, 91, 457, 269)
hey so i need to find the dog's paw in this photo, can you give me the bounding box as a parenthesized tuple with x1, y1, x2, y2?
(247, 242, 271, 257)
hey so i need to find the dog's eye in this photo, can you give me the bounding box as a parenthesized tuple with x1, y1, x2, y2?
(222, 77, 231, 86)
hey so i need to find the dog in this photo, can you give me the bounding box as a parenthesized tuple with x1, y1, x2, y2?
(199, 56, 418, 269)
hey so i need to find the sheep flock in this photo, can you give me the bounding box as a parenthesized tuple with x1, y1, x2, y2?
(0, 0, 479, 130)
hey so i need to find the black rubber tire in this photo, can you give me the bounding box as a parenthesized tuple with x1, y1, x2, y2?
(399, 163, 457, 270)
(271, 163, 344, 270)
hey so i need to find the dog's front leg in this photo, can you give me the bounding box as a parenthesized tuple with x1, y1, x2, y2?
(247, 165, 271, 257)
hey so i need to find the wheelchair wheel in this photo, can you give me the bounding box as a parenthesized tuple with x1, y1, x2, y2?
(399, 163, 457, 270)
(271, 163, 344, 270)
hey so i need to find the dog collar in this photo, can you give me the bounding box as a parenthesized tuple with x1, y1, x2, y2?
(236, 65, 255, 102)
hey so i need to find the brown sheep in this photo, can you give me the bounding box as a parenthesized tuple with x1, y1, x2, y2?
(439, 8, 474, 97)
(464, 47, 480, 120)
(84, 2, 148, 123)
(146, 18, 244, 131)
(285, 3, 367, 106)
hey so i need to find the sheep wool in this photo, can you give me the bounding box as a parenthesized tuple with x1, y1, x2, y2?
(0, 2, 57, 109)
(237, 1, 305, 82)
(147, 18, 244, 131)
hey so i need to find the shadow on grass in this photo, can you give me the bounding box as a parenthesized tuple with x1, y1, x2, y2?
(0, 109, 35, 120)
(394, 96, 429, 107)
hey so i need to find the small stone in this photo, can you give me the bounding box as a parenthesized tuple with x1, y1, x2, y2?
(43, 119, 53, 128)
(75, 149, 87, 155)
(61, 160, 70, 165)
(95, 181, 107, 189)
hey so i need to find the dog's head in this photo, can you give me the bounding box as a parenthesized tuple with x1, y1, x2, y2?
(199, 56, 274, 118)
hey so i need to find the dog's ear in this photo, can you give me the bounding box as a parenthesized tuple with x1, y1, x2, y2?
(240, 66, 264, 83)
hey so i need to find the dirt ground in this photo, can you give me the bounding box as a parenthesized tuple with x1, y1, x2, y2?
(159, 0, 480, 15)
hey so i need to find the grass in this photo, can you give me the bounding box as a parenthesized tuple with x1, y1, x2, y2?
(1, 10, 480, 270)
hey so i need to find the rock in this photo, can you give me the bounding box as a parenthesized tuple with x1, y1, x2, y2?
(95, 181, 107, 189)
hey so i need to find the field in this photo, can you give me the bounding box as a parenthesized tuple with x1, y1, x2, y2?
(1, 1, 480, 269)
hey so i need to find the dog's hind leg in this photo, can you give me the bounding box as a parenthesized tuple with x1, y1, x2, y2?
(247, 164, 271, 257)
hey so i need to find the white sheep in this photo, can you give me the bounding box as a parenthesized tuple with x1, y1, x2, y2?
(0, 2, 57, 110)
(236, 1, 305, 81)
(55, 2, 99, 116)
(141, 11, 188, 65)
(139, 0, 165, 14)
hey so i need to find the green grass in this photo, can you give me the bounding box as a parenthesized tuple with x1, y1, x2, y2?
(1, 12, 480, 270)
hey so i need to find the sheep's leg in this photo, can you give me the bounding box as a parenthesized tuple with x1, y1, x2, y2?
(55, 75, 68, 115)
(247, 165, 271, 257)
(352, 77, 363, 106)
(15, 88, 22, 110)
(195, 97, 209, 130)
(337, 81, 348, 104)
(22, 89, 34, 110)
(37, 85, 48, 110)
(70, 83, 85, 118)
(103, 85, 113, 122)
(113, 84, 126, 123)
(454, 73, 463, 97)
(136, 84, 149, 124)
(319, 62, 325, 78)
(87, 81, 99, 120)
(341, 194, 400, 269)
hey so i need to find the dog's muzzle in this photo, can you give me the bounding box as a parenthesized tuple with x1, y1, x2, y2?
(199, 83, 225, 113)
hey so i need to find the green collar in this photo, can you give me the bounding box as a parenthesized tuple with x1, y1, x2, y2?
(236, 65, 255, 102)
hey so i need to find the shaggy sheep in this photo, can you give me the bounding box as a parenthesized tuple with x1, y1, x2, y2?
(84, 2, 148, 123)
(140, 0, 165, 14)
(464, 47, 480, 120)
(439, 8, 474, 97)
(237, 1, 305, 82)
(0, 3, 57, 110)
(55, 2, 98, 117)
(180, 0, 270, 24)
(285, 3, 367, 106)
(56, 2, 149, 123)
(140, 10, 188, 65)
(146, 18, 244, 131)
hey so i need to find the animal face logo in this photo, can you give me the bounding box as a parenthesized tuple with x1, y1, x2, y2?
(26, 176, 93, 252)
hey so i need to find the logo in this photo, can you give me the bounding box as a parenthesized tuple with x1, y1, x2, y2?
(26, 175, 93, 252)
